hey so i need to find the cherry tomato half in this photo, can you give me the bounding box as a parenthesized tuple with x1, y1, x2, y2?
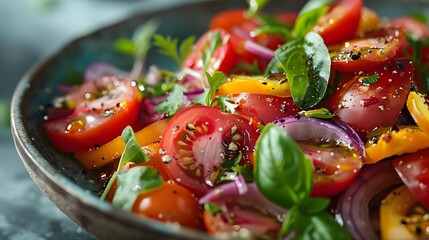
(393, 148, 429, 209)
(160, 106, 259, 197)
(132, 181, 203, 229)
(44, 76, 139, 152)
(330, 28, 406, 72)
(329, 59, 413, 135)
(314, 0, 363, 46)
(233, 93, 299, 124)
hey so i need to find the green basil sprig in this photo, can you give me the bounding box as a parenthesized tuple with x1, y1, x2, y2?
(100, 126, 163, 210)
(276, 32, 330, 109)
(254, 124, 351, 239)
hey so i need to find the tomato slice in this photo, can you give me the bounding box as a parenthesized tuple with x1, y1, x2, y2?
(132, 181, 203, 229)
(329, 59, 413, 135)
(330, 28, 406, 72)
(299, 142, 361, 197)
(44, 76, 140, 152)
(390, 17, 429, 40)
(209, 8, 296, 50)
(233, 93, 299, 124)
(393, 148, 429, 209)
(160, 106, 259, 197)
(314, 0, 363, 46)
(355, 7, 381, 37)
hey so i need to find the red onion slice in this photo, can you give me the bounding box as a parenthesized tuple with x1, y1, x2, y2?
(274, 116, 365, 159)
(335, 160, 403, 240)
(244, 40, 275, 60)
(84, 62, 128, 82)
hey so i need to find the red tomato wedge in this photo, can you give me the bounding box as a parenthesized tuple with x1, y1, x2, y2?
(393, 148, 429, 209)
(160, 106, 259, 197)
(314, 0, 363, 46)
(44, 76, 139, 152)
(330, 28, 406, 72)
(329, 59, 413, 135)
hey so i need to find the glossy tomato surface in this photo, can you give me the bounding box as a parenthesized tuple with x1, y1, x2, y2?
(160, 106, 259, 197)
(44, 76, 140, 152)
(330, 59, 413, 135)
(393, 148, 429, 209)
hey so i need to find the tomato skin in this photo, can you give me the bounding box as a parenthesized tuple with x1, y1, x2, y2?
(393, 148, 429, 209)
(160, 106, 259, 197)
(329, 59, 413, 135)
(234, 93, 300, 124)
(44, 77, 139, 152)
(132, 181, 203, 230)
(314, 0, 363, 46)
(330, 28, 406, 72)
(390, 17, 429, 40)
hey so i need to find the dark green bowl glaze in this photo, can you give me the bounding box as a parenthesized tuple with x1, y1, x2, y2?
(10, 0, 429, 239)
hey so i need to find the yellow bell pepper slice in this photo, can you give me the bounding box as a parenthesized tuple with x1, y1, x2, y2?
(380, 185, 428, 240)
(74, 118, 169, 169)
(407, 91, 429, 133)
(217, 74, 291, 97)
(365, 126, 429, 164)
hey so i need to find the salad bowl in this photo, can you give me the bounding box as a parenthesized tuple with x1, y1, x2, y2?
(10, 0, 429, 239)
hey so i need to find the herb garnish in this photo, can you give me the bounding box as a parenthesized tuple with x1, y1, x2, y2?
(361, 73, 379, 85)
(153, 34, 196, 67)
(254, 124, 351, 239)
(154, 83, 185, 117)
(100, 126, 163, 210)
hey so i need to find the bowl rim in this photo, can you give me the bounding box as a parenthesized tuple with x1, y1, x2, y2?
(10, 0, 219, 239)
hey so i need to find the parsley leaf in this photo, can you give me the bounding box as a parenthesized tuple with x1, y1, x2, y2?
(153, 34, 196, 67)
(299, 108, 335, 119)
(154, 83, 184, 117)
(205, 71, 226, 106)
(361, 74, 379, 85)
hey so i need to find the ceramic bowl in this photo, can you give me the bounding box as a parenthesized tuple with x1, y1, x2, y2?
(10, 0, 429, 239)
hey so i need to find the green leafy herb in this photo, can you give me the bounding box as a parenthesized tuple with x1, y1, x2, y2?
(112, 166, 163, 211)
(254, 124, 313, 208)
(293, 0, 333, 39)
(202, 71, 239, 113)
(254, 124, 350, 239)
(202, 31, 223, 73)
(409, 12, 428, 24)
(153, 34, 196, 67)
(247, 0, 270, 16)
(276, 31, 331, 109)
(0, 100, 10, 127)
(212, 96, 239, 114)
(404, 34, 429, 93)
(100, 126, 150, 200)
(205, 72, 226, 106)
(301, 108, 335, 119)
(204, 202, 222, 215)
(154, 83, 184, 117)
(360, 74, 379, 85)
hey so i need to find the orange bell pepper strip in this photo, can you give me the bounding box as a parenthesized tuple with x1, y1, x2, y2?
(407, 91, 429, 133)
(365, 126, 429, 164)
(74, 118, 169, 169)
(216, 74, 291, 97)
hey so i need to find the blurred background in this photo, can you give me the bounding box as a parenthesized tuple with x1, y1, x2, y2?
(0, 0, 188, 239)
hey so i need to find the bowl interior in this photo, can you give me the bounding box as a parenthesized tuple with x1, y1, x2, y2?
(10, 0, 429, 239)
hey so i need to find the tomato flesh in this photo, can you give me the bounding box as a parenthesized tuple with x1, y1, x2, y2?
(329, 59, 413, 135)
(132, 181, 203, 230)
(393, 148, 429, 209)
(330, 28, 405, 72)
(314, 0, 363, 46)
(160, 106, 259, 197)
(44, 76, 139, 152)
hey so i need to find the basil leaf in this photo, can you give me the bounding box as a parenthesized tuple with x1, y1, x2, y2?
(155, 83, 184, 117)
(120, 126, 149, 165)
(281, 207, 350, 239)
(293, 0, 333, 39)
(254, 124, 313, 209)
(299, 197, 330, 214)
(276, 31, 330, 109)
(112, 166, 163, 211)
